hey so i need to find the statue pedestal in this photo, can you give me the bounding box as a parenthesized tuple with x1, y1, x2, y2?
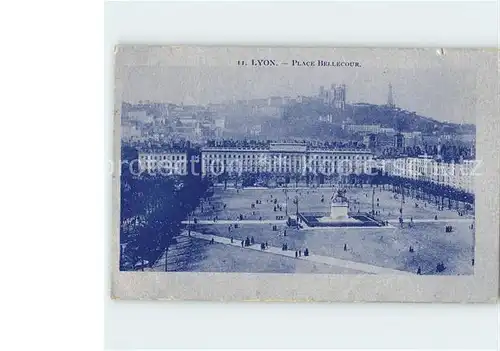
(330, 203, 349, 220)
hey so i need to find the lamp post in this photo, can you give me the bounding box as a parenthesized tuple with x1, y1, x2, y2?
(371, 187, 375, 215)
(293, 196, 299, 229)
(400, 184, 404, 217)
(284, 187, 288, 216)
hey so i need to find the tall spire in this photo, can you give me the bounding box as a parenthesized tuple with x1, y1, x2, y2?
(387, 83, 395, 107)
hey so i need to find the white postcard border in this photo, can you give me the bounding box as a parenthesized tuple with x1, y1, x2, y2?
(111, 46, 499, 303)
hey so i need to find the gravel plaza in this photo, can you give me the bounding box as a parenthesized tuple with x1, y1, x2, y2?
(155, 185, 475, 275)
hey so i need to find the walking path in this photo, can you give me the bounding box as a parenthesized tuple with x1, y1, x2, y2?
(387, 218, 474, 224)
(182, 219, 286, 225)
(299, 225, 395, 230)
(180, 230, 413, 275)
(213, 186, 343, 190)
(183, 217, 472, 226)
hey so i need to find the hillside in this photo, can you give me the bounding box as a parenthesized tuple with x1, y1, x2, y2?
(282, 102, 475, 135)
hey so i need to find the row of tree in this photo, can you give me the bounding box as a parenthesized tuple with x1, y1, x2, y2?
(120, 145, 212, 271)
(371, 172, 474, 208)
(210, 168, 473, 209)
(214, 170, 376, 189)
(379, 144, 475, 162)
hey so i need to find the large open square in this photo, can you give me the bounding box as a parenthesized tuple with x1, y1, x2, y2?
(162, 185, 475, 275)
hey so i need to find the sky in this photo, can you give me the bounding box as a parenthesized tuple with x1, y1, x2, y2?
(116, 48, 496, 125)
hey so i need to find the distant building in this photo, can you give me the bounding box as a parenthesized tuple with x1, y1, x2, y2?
(376, 134, 394, 149)
(363, 134, 377, 149)
(422, 134, 440, 146)
(138, 150, 189, 175)
(121, 125, 142, 141)
(249, 124, 262, 136)
(394, 133, 405, 149)
(386, 156, 474, 193)
(173, 116, 198, 136)
(319, 84, 346, 110)
(387, 83, 395, 108)
(214, 117, 226, 137)
(345, 124, 382, 134)
(459, 134, 475, 143)
(333, 84, 346, 110)
(268, 96, 285, 107)
(251, 105, 281, 117)
(401, 131, 423, 147)
(318, 114, 333, 123)
(126, 111, 154, 124)
(379, 127, 396, 134)
(201, 142, 373, 176)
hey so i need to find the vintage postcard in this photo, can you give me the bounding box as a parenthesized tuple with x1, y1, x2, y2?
(111, 46, 499, 302)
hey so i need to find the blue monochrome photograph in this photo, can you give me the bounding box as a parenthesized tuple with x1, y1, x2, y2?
(114, 47, 496, 285)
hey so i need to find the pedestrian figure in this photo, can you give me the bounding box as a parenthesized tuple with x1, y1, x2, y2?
(211, 237, 215, 244)
(434, 215, 438, 220)
(344, 244, 347, 251)
(417, 267, 422, 275)
(251, 236, 255, 245)
(241, 240, 244, 247)
(284, 229, 287, 236)
(261, 243, 265, 250)
(295, 251, 298, 258)
(472, 258, 475, 266)
(231, 237, 234, 243)
(266, 241, 268, 248)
